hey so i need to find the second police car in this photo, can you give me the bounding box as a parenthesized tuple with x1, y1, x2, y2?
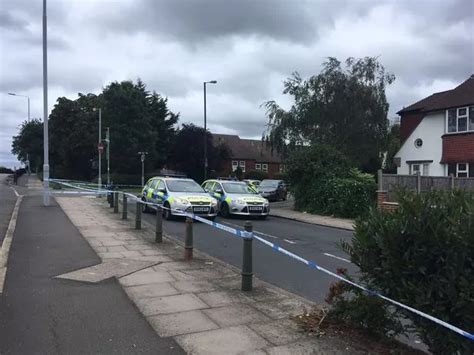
(141, 177, 218, 220)
(202, 179, 270, 219)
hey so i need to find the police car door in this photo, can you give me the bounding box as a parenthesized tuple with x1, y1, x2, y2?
(155, 179, 167, 204)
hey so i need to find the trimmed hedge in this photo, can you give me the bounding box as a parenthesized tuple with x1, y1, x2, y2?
(344, 190, 474, 354)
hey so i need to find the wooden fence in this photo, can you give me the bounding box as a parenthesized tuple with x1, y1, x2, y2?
(378, 171, 474, 202)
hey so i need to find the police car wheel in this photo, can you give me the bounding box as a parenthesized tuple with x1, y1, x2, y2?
(220, 203, 230, 218)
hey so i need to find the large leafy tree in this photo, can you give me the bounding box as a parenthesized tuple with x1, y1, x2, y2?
(169, 123, 230, 182)
(47, 79, 178, 180)
(264, 57, 395, 173)
(11, 119, 44, 172)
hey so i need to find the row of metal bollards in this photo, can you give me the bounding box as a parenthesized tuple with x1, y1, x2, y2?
(107, 191, 253, 291)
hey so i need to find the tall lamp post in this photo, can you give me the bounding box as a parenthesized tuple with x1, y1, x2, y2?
(8, 93, 30, 121)
(93, 108, 102, 190)
(42, 0, 50, 206)
(203, 80, 217, 180)
(138, 151, 148, 187)
(105, 127, 110, 186)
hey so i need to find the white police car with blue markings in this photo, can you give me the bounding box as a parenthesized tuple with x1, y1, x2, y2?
(202, 179, 269, 219)
(141, 177, 218, 220)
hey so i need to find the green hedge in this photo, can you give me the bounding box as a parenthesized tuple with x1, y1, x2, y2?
(345, 190, 474, 354)
(287, 144, 376, 218)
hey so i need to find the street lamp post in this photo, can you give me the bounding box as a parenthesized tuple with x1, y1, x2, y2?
(203, 80, 217, 180)
(42, 0, 50, 206)
(8, 93, 30, 121)
(106, 127, 110, 186)
(93, 108, 102, 190)
(138, 151, 148, 187)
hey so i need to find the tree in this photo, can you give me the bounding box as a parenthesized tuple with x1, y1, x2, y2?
(383, 123, 400, 173)
(264, 57, 395, 173)
(11, 119, 43, 172)
(47, 79, 178, 180)
(169, 123, 230, 182)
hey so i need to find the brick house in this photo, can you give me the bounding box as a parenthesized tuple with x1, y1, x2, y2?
(394, 75, 474, 177)
(212, 134, 283, 178)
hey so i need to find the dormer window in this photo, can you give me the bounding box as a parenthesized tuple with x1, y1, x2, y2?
(447, 106, 474, 133)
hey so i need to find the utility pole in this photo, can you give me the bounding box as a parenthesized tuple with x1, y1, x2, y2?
(106, 127, 110, 186)
(138, 151, 148, 187)
(42, 0, 50, 206)
(94, 108, 102, 190)
(203, 80, 217, 180)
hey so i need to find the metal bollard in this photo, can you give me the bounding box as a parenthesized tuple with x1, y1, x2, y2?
(135, 201, 142, 230)
(109, 192, 114, 208)
(114, 192, 119, 213)
(184, 217, 193, 260)
(122, 194, 128, 220)
(241, 221, 253, 291)
(107, 192, 111, 205)
(155, 206, 163, 243)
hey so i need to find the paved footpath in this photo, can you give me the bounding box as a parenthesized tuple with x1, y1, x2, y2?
(0, 193, 182, 354)
(54, 196, 363, 354)
(270, 199, 354, 231)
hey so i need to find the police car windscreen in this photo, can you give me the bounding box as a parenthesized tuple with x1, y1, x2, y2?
(222, 183, 256, 194)
(167, 180, 204, 192)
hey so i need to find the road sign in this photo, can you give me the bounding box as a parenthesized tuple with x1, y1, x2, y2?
(98, 142, 104, 153)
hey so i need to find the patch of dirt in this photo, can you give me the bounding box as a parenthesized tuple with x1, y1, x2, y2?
(292, 306, 427, 355)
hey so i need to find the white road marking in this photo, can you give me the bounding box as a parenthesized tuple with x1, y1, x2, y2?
(284, 239, 297, 244)
(0, 195, 23, 294)
(323, 252, 351, 263)
(220, 221, 279, 239)
(9, 186, 19, 197)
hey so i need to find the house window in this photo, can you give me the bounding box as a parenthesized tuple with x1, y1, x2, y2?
(448, 163, 474, 178)
(232, 160, 238, 172)
(409, 163, 429, 176)
(262, 163, 268, 172)
(239, 161, 246, 172)
(255, 163, 261, 170)
(447, 106, 473, 133)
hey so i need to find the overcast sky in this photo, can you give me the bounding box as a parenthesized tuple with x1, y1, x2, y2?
(1, 0, 473, 168)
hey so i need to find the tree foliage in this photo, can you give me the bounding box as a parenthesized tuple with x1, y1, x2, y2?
(168, 123, 231, 182)
(383, 123, 400, 173)
(344, 190, 474, 354)
(11, 118, 44, 172)
(47, 79, 178, 180)
(286, 144, 375, 218)
(264, 57, 395, 173)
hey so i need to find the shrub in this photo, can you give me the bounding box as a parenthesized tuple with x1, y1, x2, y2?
(343, 189, 474, 354)
(244, 170, 268, 180)
(286, 144, 375, 218)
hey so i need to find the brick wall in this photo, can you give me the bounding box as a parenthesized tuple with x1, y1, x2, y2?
(215, 159, 281, 178)
(377, 190, 399, 212)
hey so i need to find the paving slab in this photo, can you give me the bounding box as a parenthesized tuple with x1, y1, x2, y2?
(252, 297, 312, 320)
(203, 304, 270, 327)
(119, 268, 176, 287)
(148, 310, 219, 337)
(125, 282, 180, 300)
(137, 293, 209, 316)
(249, 319, 305, 346)
(171, 280, 218, 293)
(55, 258, 158, 283)
(196, 290, 249, 307)
(175, 325, 269, 355)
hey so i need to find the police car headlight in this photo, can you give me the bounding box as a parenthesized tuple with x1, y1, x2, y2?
(236, 199, 246, 205)
(176, 198, 190, 205)
(211, 199, 218, 206)
(263, 199, 269, 206)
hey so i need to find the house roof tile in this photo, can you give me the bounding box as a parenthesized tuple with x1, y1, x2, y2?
(397, 75, 474, 114)
(212, 133, 282, 163)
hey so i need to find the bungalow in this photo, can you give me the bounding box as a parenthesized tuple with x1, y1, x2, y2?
(394, 75, 474, 177)
(212, 134, 283, 178)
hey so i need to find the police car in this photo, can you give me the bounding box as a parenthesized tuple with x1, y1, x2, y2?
(141, 177, 218, 220)
(202, 179, 270, 219)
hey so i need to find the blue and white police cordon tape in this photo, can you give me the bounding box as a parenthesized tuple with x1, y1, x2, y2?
(47, 178, 474, 341)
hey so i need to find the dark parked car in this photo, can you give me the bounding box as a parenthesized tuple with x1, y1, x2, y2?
(258, 179, 287, 201)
